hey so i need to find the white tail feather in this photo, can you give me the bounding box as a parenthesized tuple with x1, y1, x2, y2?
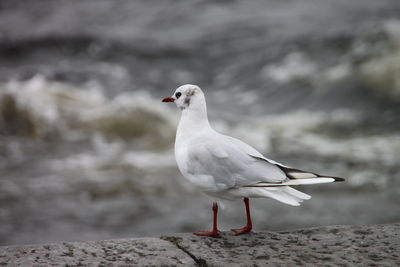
(246, 177, 335, 187)
(242, 186, 311, 206)
(284, 186, 312, 200)
(288, 172, 317, 178)
(260, 188, 301, 206)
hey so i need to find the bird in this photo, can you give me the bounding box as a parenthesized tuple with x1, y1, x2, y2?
(162, 84, 344, 237)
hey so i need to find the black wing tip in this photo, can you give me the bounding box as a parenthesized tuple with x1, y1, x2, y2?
(250, 155, 346, 182)
(333, 177, 345, 182)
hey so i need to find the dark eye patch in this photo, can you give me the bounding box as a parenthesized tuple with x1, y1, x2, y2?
(175, 92, 182, 98)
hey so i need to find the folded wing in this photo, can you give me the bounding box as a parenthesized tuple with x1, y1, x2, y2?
(185, 134, 344, 191)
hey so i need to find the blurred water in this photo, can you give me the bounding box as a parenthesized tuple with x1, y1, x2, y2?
(0, 0, 400, 245)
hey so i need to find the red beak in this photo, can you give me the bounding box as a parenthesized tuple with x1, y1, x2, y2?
(162, 96, 175, 102)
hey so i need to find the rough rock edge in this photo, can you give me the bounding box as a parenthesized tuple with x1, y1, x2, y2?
(1, 223, 399, 266)
(160, 236, 207, 267)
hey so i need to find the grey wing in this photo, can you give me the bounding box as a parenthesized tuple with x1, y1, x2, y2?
(186, 136, 289, 190)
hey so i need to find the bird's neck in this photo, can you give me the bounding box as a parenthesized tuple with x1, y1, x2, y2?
(177, 102, 211, 139)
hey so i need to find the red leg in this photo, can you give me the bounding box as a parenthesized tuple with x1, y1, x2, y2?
(193, 202, 220, 237)
(231, 197, 253, 235)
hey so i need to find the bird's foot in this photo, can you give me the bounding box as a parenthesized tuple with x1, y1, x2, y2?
(231, 225, 252, 235)
(193, 230, 220, 237)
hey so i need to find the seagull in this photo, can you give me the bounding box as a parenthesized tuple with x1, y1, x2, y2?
(162, 84, 344, 237)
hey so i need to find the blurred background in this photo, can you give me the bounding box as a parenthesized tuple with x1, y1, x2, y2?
(1, 0, 400, 246)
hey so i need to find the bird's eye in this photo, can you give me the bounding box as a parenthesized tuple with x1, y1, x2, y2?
(175, 92, 182, 98)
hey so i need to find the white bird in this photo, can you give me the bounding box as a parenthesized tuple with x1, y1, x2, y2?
(162, 84, 344, 237)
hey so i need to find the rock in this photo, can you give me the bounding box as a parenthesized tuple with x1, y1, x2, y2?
(165, 223, 400, 266)
(1, 224, 399, 266)
(0, 238, 194, 266)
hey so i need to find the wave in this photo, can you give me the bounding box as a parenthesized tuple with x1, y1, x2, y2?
(0, 75, 177, 148)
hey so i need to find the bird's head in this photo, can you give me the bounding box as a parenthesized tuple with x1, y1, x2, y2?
(162, 84, 204, 110)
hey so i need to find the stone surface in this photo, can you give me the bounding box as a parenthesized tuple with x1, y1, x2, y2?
(162, 224, 400, 267)
(0, 238, 194, 266)
(1, 223, 399, 266)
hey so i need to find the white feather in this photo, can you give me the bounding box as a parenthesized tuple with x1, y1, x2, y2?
(232, 186, 311, 206)
(288, 172, 317, 178)
(247, 177, 335, 187)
